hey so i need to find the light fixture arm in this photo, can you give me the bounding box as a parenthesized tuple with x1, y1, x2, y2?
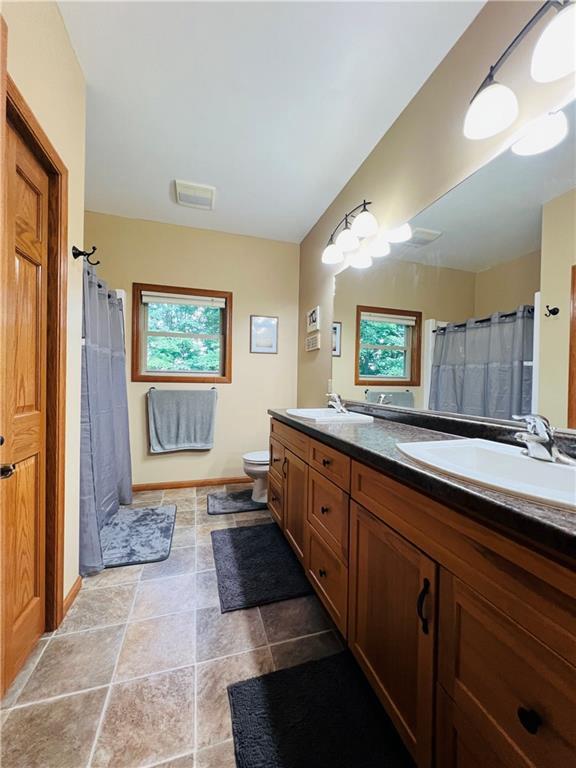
(326, 200, 372, 246)
(471, 0, 567, 101)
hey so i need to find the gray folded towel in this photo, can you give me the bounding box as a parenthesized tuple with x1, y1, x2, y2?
(147, 388, 217, 453)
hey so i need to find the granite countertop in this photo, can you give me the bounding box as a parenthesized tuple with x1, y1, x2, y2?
(268, 409, 576, 568)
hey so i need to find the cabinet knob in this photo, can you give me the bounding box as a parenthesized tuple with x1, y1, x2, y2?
(318, 568, 327, 578)
(320, 506, 329, 514)
(271, 494, 278, 503)
(322, 458, 332, 467)
(517, 707, 542, 735)
(272, 457, 281, 463)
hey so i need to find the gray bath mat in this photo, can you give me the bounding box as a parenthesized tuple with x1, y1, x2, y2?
(100, 505, 176, 568)
(207, 488, 267, 515)
(228, 651, 414, 768)
(211, 523, 313, 612)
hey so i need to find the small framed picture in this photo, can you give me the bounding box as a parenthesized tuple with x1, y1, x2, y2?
(250, 315, 278, 354)
(306, 306, 320, 333)
(332, 321, 342, 357)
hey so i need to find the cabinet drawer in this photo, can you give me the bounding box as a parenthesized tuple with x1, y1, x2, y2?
(308, 438, 350, 491)
(268, 473, 283, 527)
(269, 436, 285, 483)
(307, 468, 349, 563)
(307, 526, 348, 635)
(270, 419, 309, 460)
(439, 572, 576, 767)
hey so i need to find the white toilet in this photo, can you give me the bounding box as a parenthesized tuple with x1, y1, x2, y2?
(242, 450, 270, 503)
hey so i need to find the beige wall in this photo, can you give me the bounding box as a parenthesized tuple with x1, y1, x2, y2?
(85, 212, 299, 486)
(298, 1, 574, 407)
(3, 2, 85, 595)
(474, 251, 541, 317)
(333, 259, 475, 406)
(538, 189, 576, 427)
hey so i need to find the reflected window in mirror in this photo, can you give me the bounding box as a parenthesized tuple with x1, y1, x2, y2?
(355, 306, 422, 387)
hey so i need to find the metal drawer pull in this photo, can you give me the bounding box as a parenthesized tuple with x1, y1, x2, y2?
(320, 506, 329, 514)
(322, 458, 332, 467)
(1, 464, 16, 480)
(517, 707, 542, 735)
(318, 568, 327, 578)
(416, 578, 430, 635)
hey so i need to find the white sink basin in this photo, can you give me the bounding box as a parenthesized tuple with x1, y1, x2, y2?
(286, 408, 373, 424)
(397, 438, 576, 510)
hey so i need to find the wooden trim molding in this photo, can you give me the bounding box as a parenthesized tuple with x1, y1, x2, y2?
(569, 265, 576, 429)
(133, 476, 251, 492)
(62, 577, 82, 618)
(5, 76, 69, 630)
(354, 305, 422, 387)
(131, 282, 233, 384)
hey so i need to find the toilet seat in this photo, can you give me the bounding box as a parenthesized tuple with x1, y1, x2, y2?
(243, 450, 269, 465)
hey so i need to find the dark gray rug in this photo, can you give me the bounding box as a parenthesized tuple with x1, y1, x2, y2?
(228, 651, 414, 768)
(207, 488, 267, 515)
(211, 523, 313, 612)
(100, 505, 176, 568)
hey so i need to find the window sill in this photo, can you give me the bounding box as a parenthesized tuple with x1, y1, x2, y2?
(132, 372, 231, 384)
(355, 377, 420, 387)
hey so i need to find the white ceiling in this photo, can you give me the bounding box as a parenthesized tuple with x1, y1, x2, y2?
(390, 100, 576, 272)
(59, 1, 483, 243)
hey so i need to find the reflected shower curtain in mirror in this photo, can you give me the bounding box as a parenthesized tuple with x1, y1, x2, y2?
(429, 306, 534, 420)
(79, 264, 133, 575)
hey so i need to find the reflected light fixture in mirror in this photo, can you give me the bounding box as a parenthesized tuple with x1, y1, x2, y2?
(347, 247, 373, 269)
(512, 110, 569, 155)
(384, 222, 413, 243)
(363, 232, 391, 259)
(531, 2, 576, 83)
(321, 238, 344, 265)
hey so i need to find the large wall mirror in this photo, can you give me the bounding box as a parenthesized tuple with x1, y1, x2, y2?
(332, 102, 576, 429)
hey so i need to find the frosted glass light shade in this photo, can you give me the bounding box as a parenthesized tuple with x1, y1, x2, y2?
(384, 223, 412, 243)
(463, 82, 519, 140)
(321, 243, 344, 265)
(348, 248, 373, 269)
(531, 4, 576, 83)
(351, 210, 379, 238)
(511, 111, 568, 156)
(336, 228, 360, 252)
(363, 233, 391, 258)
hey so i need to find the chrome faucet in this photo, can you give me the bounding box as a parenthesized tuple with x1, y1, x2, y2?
(326, 392, 347, 414)
(513, 414, 576, 466)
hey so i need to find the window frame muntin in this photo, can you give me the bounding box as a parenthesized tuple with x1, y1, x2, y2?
(355, 305, 422, 387)
(131, 282, 233, 383)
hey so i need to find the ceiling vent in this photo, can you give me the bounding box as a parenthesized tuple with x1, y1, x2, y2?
(174, 180, 216, 211)
(403, 227, 443, 248)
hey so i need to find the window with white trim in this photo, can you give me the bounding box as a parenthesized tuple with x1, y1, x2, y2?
(132, 284, 232, 383)
(355, 306, 422, 386)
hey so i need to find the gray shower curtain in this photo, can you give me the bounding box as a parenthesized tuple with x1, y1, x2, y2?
(79, 264, 132, 575)
(429, 305, 534, 420)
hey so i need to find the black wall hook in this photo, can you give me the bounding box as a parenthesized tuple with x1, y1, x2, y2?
(544, 305, 559, 317)
(72, 245, 100, 266)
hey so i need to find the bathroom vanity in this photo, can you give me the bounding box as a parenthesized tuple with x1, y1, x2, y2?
(268, 410, 575, 768)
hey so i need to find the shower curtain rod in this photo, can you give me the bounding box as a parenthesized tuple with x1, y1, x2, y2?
(432, 307, 534, 333)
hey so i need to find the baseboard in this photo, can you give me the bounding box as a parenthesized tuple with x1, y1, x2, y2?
(132, 476, 251, 492)
(62, 575, 82, 617)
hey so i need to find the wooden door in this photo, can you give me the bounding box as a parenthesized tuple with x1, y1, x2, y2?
(0, 122, 49, 690)
(569, 265, 576, 428)
(348, 502, 436, 767)
(283, 449, 307, 562)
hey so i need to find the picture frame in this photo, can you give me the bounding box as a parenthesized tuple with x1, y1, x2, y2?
(332, 321, 342, 357)
(250, 315, 278, 354)
(306, 305, 320, 333)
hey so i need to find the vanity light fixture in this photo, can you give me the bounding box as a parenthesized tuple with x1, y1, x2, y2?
(463, 1, 574, 141)
(322, 200, 376, 266)
(336, 219, 360, 253)
(531, 2, 576, 83)
(321, 236, 345, 265)
(350, 202, 379, 238)
(511, 109, 569, 155)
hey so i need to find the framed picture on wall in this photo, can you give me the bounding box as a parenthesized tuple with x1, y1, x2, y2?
(332, 321, 342, 357)
(250, 315, 278, 354)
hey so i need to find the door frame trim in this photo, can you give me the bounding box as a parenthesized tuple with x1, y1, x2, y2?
(569, 265, 576, 429)
(2, 67, 69, 632)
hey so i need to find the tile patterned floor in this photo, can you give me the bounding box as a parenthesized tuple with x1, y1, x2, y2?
(1, 485, 343, 768)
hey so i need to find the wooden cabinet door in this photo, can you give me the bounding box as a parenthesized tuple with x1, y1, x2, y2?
(348, 502, 436, 767)
(437, 687, 511, 768)
(283, 449, 308, 562)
